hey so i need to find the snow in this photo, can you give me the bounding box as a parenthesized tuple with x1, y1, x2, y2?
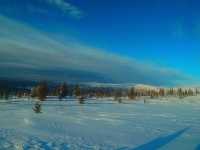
(0, 96, 200, 149)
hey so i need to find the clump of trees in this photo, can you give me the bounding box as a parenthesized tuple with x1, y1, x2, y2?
(73, 85, 85, 104)
(0, 89, 10, 100)
(31, 82, 48, 101)
(58, 83, 68, 100)
(177, 88, 195, 98)
(114, 89, 123, 103)
(126, 87, 198, 100)
(159, 88, 165, 97)
(74, 85, 81, 98)
(128, 87, 136, 100)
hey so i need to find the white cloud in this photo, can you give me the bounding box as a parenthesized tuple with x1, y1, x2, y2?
(0, 0, 83, 19)
(44, 0, 83, 18)
(0, 15, 193, 86)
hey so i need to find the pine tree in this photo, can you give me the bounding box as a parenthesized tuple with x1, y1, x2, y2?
(58, 82, 68, 100)
(159, 88, 165, 97)
(114, 89, 123, 103)
(33, 102, 42, 113)
(74, 85, 81, 98)
(31, 87, 37, 98)
(178, 88, 183, 98)
(128, 87, 136, 100)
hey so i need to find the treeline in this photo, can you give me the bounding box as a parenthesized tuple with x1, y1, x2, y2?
(0, 78, 35, 100)
(30, 82, 127, 101)
(127, 87, 199, 99)
(0, 81, 199, 101)
(0, 85, 30, 100)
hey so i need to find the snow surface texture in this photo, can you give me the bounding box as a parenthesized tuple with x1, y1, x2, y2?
(0, 97, 200, 150)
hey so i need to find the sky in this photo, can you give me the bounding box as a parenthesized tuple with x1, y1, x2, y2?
(0, 0, 200, 86)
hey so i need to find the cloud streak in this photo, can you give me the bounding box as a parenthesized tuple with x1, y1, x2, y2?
(0, 15, 192, 86)
(44, 0, 83, 18)
(0, 0, 83, 19)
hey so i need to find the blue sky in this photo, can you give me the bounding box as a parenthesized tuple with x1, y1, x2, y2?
(0, 0, 199, 86)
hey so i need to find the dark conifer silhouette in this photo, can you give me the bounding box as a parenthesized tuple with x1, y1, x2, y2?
(128, 87, 136, 100)
(33, 102, 42, 113)
(114, 89, 123, 103)
(74, 85, 81, 98)
(58, 82, 68, 100)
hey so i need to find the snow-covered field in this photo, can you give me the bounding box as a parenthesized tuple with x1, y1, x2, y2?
(0, 96, 200, 150)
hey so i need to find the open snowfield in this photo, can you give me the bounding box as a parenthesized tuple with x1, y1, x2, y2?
(0, 96, 200, 150)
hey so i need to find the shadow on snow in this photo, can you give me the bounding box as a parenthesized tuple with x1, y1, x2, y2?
(117, 127, 190, 150)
